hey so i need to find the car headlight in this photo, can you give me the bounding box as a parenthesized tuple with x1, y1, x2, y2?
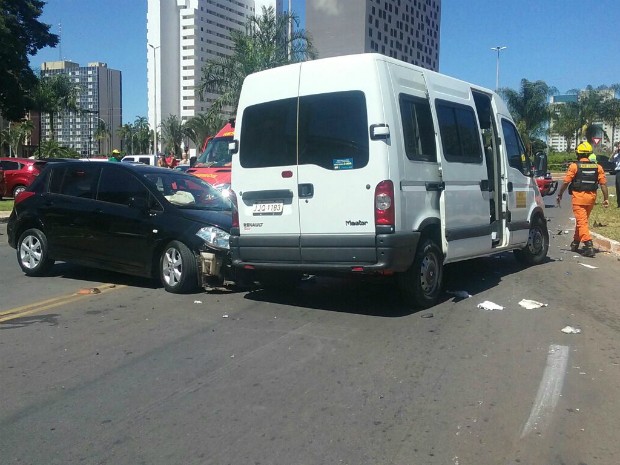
(196, 226, 230, 250)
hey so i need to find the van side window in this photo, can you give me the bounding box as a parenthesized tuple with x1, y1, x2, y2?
(53, 165, 101, 199)
(501, 119, 531, 176)
(239, 97, 297, 168)
(436, 100, 483, 163)
(98, 166, 149, 206)
(298, 91, 369, 170)
(399, 94, 436, 162)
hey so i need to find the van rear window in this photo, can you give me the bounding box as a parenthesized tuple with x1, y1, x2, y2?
(239, 91, 369, 170)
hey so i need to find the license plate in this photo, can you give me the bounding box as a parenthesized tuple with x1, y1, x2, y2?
(252, 201, 283, 214)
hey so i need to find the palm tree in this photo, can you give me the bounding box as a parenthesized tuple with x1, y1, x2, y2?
(184, 112, 226, 152)
(600, 88, 620, 150)
(133, 116, 151, 154)
(499, 79, 556, 155)
(160, 114, 190, 156)
(198, 6, 316, 116)
(117, 123, 135, 154)
(93, 119, 111, 154)
(552, 101, 581, 151)
(0, 120, 34, 157)
(30, 74, 81, 142)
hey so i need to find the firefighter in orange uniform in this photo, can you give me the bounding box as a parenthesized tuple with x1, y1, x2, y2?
(556, 141, 609, 257)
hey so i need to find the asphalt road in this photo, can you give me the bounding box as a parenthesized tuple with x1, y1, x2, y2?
(1, 200, 620, 465)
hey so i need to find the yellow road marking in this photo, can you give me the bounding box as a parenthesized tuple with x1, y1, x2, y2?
(0, 284, 126, 323)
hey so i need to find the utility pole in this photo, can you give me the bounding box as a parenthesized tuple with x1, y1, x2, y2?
(148, 43, 160, 155)
(491, 46, 507, 91)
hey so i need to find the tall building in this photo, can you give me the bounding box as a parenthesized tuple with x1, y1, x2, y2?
(306, 0, 441, 71)
(146, 0, 282, 153)
(40, 61, 122, 156)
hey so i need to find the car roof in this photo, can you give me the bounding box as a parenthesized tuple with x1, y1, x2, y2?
(44, 160, 185, 175)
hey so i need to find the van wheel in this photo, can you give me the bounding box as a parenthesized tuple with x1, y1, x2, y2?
(258, 270, 302, 290)
(160, 241, 199, 293)
(17, 228, 54, 276)
(514, 216, 548, 266)
(398, 238, 443, 309)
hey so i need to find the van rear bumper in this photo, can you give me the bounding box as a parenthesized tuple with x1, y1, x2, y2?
(230, 231, 421, 273)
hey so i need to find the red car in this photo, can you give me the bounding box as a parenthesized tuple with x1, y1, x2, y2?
(0, 157, 47, 198)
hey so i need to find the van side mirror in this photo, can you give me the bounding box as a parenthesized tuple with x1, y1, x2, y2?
(370, 124, 390, 140)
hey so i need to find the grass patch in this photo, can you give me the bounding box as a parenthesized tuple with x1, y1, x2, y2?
(0, 199, 14, 211)
(591, 186, 620, 242)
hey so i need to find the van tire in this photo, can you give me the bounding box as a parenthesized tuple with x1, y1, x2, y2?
(17, 228, 55, 276)
(513, 216, 548, 266)
(398, 238, 443, 309)
(160, 241, 199, 293)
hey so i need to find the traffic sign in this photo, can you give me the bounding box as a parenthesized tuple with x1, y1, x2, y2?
(592, 137, 601, 145)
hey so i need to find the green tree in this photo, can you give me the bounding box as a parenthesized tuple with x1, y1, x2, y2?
(0, 120, 34, 156)
(598, 85, 620, 150)
(552, 101, 581, 151)
(499, 79, 556, 155)
(0, 0, 58, 120)
(198, 6, 315, 116)
(30, 73, 81, 141)
(93, 119, 110, 154)
(117, 123, 135, 154)
(132, 116, 151, 154)
(160, 114, 192, 156)
(37, 139, 79, 158)
(184, 112, 226, 152)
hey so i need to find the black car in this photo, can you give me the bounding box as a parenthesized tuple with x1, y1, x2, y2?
(7, 161, 234, 293)
(595, 155, 616, 174)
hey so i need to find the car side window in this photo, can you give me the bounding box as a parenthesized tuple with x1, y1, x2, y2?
(436, 100, 483, 164)
(501, 119, 531, 176)
(97, 166, 149, 206)
(399, 94, 437, 162)
(53, 165, 101, 198)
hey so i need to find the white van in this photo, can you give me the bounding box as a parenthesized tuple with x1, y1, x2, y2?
(121, 154, 158, 165)
(230, 53, 548, 308)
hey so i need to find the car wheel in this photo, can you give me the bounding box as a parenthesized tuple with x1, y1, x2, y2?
(160, 241, 199, 293)
(397, 237, 443, 309)
(12, 185, 26, 198)
(514, 216, 549, 266)
(17, 228, 54, 276)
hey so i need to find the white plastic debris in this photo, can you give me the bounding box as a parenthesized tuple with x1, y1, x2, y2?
(519, 299, 548, 309)
(579, 263, 598, 269)
(222, 314, 229, 318)
(561, 326, 582, 334)
(477, 301, 504, 311)
(193, 300, 202, 304)
(447, 290, 471, 298)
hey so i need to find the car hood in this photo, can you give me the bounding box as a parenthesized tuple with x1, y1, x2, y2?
(176, 208, 232, 232)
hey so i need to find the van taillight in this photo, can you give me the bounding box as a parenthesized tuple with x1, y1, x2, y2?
(374, 180, 394, 227)
(229, 189, 239, 228)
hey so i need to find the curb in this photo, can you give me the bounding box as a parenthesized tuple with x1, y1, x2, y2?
(0, 211, 9, 224)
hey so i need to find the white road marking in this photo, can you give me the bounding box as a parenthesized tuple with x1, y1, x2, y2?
(521, 344, 569, 438)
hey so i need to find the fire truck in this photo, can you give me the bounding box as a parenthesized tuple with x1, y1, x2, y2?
(186, 120, 235, 190)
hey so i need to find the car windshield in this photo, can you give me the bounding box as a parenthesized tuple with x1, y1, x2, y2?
(143, 170, 231, 211)
(195, 137, 232, 167)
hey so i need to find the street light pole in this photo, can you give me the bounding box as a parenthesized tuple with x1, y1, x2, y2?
(148, 43, 160, 155)
(491, 46, 507, 91)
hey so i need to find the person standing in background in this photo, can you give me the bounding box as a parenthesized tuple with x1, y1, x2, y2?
(611, 142, 620, 207)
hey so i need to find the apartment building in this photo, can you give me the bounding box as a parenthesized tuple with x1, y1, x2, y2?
(40, 61, 122, 156)
(306, 0, 441, 71)
(147, 0, 282, 153)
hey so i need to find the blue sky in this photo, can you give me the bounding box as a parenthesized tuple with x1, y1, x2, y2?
(32, 0, 620, 124)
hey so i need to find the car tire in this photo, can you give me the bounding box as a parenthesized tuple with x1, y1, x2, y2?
(12, 185, 26, 198)
(160, 241, 199, 293)
(514, 216, 549, 266)
(17, 228, 54, 276)
(397, 237, 443, 309)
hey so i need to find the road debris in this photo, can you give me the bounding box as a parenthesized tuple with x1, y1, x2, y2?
(447, 290, 471, 299)
(421, 313, 434, 318)
(77, 288, 101, 295)
(519, 299, 548, 309)
(561, 326, 582, 334)
(222, 314, 229, 318)
(579, 263, 598, 269)
(193, 300, 202, 304)
(477, 301, 504, 311)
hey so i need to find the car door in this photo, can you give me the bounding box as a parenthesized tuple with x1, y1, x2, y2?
(434, 97, 493, 261)
(92, 165, 154, 274)
(44, 163, 102, 260)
